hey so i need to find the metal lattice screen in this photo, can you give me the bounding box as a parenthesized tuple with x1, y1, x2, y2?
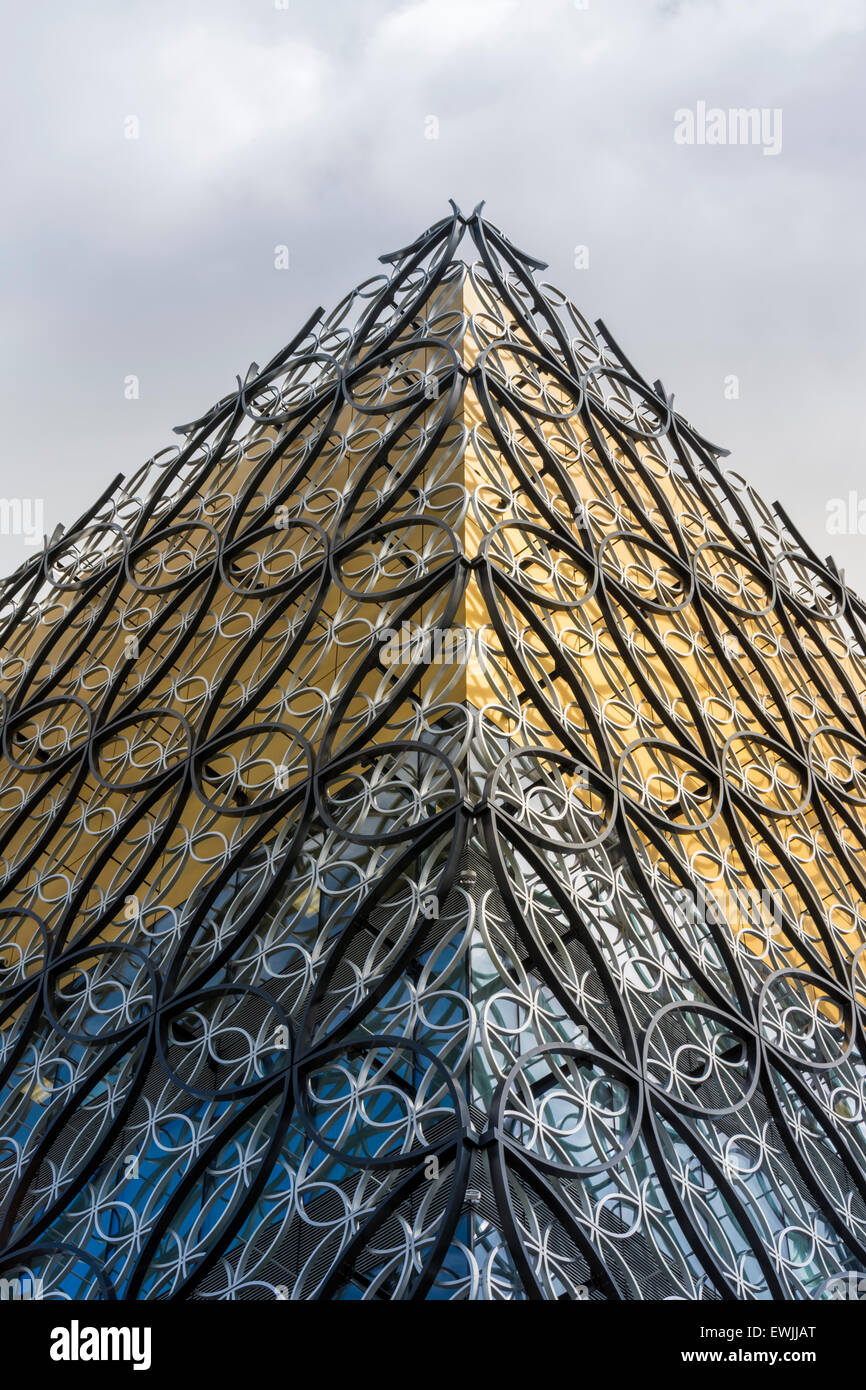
(1, 203, 866, 1300)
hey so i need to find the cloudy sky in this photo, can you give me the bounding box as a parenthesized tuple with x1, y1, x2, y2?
(2, 0, 865, 587)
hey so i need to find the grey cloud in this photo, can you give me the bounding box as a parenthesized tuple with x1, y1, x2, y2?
(1, 0, 864, 586)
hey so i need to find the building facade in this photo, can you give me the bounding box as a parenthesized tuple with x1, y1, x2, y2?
(1, 205, 865, 1299)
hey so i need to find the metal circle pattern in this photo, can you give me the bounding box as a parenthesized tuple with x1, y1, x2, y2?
(1, 204, 866, 1300)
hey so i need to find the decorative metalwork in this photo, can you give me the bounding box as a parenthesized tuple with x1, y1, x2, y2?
(2, 201, 866, 1301)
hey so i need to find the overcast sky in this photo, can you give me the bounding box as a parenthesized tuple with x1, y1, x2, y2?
(2, 0, 865, 589)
